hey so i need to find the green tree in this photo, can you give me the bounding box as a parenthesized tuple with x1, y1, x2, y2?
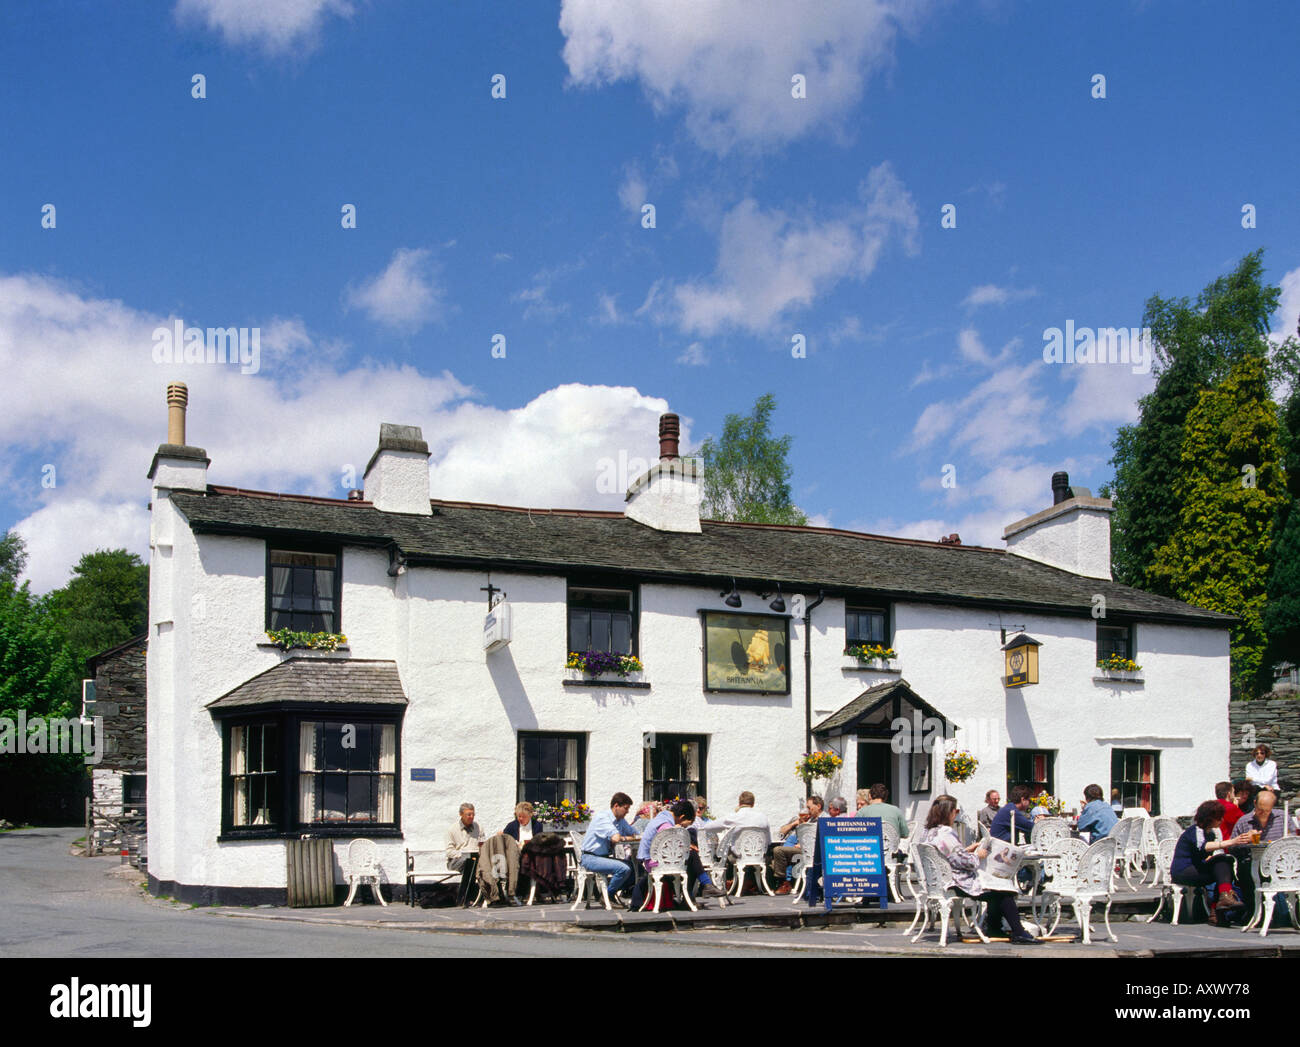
(0, 530, 26, 589)
(1108, 251, 1283, 590)
(1263, 324, 1300, 675)
(697, 394, 808, 526)
(1148, 356, 1288, 698)
(49, 549, 148, 667)
(0, 582, 85, 825)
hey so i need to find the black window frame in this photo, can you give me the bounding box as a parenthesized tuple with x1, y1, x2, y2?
(1096, 621, 1136, 663)
(265, 543, 343, 635)
(216, 705, 403, 841)
(566, 579, 639, 658)
(122, 774, 146, 810)
(1006, 748, 1056, 797)
(297, 718, 400, 831)
(643, 734, 708, 803)
(1111, 748, 1160, 815)
(846, 603, 891, 648)
(517, 731, 587, 807)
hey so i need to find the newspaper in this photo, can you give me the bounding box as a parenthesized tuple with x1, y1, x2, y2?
(976, 836, 1026, 892)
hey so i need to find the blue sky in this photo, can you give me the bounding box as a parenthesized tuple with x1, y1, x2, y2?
(1, 0, 1298, 590)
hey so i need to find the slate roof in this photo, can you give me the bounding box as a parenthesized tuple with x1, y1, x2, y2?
(813, 679, 955, 736)
(169, 487, 1233, 627)
(205, 657, 408, 710)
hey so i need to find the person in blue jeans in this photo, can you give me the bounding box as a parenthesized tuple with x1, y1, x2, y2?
(581, 792, 637, 904)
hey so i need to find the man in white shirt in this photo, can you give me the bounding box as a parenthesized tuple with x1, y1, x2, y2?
(697, 791, 772, 855)
(445, 802, 484, 905)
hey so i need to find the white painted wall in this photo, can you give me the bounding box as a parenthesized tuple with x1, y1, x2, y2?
(148, 506, 1231, 895)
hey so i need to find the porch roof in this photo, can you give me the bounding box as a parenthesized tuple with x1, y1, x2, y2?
(205, 657, 409, 711)
(812, 678, 956, 738)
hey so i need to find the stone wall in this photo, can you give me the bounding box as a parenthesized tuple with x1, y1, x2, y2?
(93, 638, 146, 772)
(1229, 699, 1300, 796)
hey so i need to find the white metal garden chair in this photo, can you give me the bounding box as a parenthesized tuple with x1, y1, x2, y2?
(878, 819, 904, 903)
(1041, 837, 1117, 944)
(730, 827, 774, 896)
(568, 829, 612, 911)
(344, 838, 387, 907)
(1030, 817, 1070, 850)
(1146, 836, 1205, 926)
(789, 821, 818, 903)
(1257, 836, 1300, 938)
(1151, 816, 1181, 844)
(697, 827, 729, 884)
(639, 826, 697, 912)
(908, 842, 988, 947)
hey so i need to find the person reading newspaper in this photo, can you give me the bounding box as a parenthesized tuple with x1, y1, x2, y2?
(921, 797, 1040, 944)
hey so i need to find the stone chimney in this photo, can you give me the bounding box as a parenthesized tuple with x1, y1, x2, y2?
(1003, 471, 1113, 579)
(363, 423, 431, 515)
(147, 382, 208, 493)
(625, 412, 701, 533)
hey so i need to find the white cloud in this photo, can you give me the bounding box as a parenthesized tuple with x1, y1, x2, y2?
(961, 283, 1037, 309)
(559, 0, 924, 153)
(343, 248, 444, 332)
(676, 342, 708, 366)
(618, 166, 648, 214)
(1272, 265, 1300, 343)
(594, 293, 623, 325)
(174, 0, 352, 53)
(673, 163, 918, 335)
(956, 327, 1018, 367)
(0, 273, 688, 592)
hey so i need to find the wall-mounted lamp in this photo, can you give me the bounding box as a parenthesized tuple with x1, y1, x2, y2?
(721, 578, 742, 608)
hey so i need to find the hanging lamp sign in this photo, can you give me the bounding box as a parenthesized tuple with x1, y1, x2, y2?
(1002, 633, 1041, 687)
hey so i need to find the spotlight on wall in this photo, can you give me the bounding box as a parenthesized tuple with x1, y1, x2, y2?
(721, 578, 742, 608)
(769, 584, 786, 613)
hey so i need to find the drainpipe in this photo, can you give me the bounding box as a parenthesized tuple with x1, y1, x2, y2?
(803, 589, 825, 799)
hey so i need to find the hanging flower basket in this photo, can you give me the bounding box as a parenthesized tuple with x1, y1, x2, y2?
(566, 650, 644, 678)
(944, 749, 978, 783)
(796, 750, 843, 782)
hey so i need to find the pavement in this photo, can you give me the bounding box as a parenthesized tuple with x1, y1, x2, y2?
(4, 827, 1298, 958)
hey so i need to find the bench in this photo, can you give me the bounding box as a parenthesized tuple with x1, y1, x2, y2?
(405, 849, 462, 906)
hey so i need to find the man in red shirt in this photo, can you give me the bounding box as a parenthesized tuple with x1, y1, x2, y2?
(1214, 781, 1244, 834)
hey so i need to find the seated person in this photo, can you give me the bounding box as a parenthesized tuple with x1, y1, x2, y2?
(990, 785, 1040, 844)
(977, 790, 1002, 833)
(859, 783, 909, 839)
(1077, 783, 1118, 840)
(580, 792, 638, 905)
(446, 802, 484, 903)
(1245, 745, 1279, 791)
(628, 800, 726, 909)
(502, 801, 540, 845)
(693, 796, 709, 822)
(770, 797, 822, 893)
(1233, 779, 1255, 820)
(1231, 787, 1289, 919)
(696, 790, 771, 852)
(1172, 800, 1251, 926)
(1213, 781, 1244, 836)
(923, 797, 1039, 944)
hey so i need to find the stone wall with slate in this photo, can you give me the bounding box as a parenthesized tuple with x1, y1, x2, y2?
(93, 638, 146, 772)
(1229, 699, 1300, 796)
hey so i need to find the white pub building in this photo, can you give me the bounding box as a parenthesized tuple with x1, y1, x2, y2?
(145, 384, 1230, 903)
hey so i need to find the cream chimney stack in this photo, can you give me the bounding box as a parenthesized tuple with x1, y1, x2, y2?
(167, 382, 188, 445)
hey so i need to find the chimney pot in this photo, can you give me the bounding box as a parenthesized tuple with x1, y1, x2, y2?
(658, 413, 680, 461)
(1051, 471, 1072, 505)
(166, 382, 188, 445)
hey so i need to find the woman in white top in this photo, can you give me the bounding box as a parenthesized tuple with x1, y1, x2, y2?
(1245, 745, 1279, 791)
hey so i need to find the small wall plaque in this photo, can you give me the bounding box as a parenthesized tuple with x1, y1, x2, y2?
(410, 768, 436, 782)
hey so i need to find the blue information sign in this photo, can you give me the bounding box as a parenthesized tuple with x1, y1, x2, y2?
(805, 816, 888, 911)
(410, 768, 436, 782)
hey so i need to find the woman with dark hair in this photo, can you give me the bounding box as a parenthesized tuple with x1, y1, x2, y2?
(921, 796, 1039, 945)
(1171, 800, 1252, 926)
(1245, 745, 1279, 791)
